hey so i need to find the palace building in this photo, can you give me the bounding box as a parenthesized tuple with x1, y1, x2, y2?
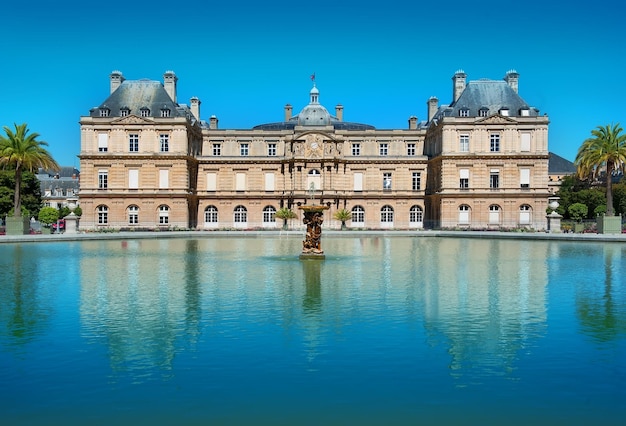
(78, 70, 550, 230)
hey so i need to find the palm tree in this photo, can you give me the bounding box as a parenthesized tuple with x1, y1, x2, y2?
(0, 123, 59, 216)
(574, 123, 626, 216)
(275, 207, 297, 230)
(333, 208, 351, 230)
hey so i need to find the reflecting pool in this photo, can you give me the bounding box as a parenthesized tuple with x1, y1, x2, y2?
(1, 236, 625, 425)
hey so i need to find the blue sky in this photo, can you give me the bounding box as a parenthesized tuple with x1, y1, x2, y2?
(1, 0, 624, 167)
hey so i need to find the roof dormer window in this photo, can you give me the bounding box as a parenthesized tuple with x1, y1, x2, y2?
(479, 107, 489, 117)
(499, 107, 509, 116)
(519, 107, 530, 116)
(160, 106, 171, 118)
(99, 107, 110, 117)
(140, 107, 150, 117)
(120, 107, 130, 117)
(459, 108, 469, 117)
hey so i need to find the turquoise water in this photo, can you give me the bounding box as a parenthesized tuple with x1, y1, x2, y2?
(1, 236, 625, 425)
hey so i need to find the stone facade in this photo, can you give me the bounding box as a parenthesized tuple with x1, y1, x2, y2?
(78, 70, 550, 231)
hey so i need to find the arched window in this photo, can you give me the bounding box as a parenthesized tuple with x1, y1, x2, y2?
(97, 205, 108, 225)
(409, 205, 423, 228)
(459, 205, 470, 225)
(127, 205, 139, 225)
(351, 205, 365, 225)
(234, 205, 247, 226)
(158, 205, 170, 225)
(263, 206, 276, 226)
(519, 204, 532, 225)
(381, 205, 394, 223)
(204, 205, 218, 224)
(489, 204, 501, 225)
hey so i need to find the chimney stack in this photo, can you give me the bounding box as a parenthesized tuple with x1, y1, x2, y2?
(504, 70, 519, 93)
(209, 115, 219, 130)
(284, 104, 292, 121)
(427, 96, 439, 122)
(452, 70, 466, 103)
(110, 70, 124, 94)
(163, 71, 178, 103)
(335, 104, 343, 121)
(408, 116, 417, 130)
(190, 97, 201, 120)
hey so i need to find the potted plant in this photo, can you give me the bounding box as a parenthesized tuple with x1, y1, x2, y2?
(275, 207, 297, 230)
(333, 208, 351, 230)
(38, 206, 59, 234)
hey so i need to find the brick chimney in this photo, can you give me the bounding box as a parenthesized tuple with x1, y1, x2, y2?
(452, 70, 466, 103)
(504, 70, 519, 93)
(427, 96, 439, 122)
(335, 104, 343, 121)
(190, 97, 201, 120)
(163, 71, 178, 102)
(110, 70, 124, 94)
(284, 104, 292, 121)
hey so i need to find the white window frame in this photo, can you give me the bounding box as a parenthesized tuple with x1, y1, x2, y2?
(98, 170, 108, 189)
(98, 133, 108, 152)
(407, 143, 416, 156)
(412, 172, 421, 191)
(158, 205, 170, 225)
(267, 143, 277, 156)
(262, 206, 276, 227)
(240, 143, 249, 156)
(409, 205, 423, 228)
(160, 134, 169, 152)
(352, 143, 361, 156)
(97, 205, 108, 224)
(351, 206, 365, 226)
(129, 133, 139, 152)
(490, 133, 500, 152)
(459, 134, 469, 152)
(379, 143, 388, 156)
(128, 205, 139, 225)
(205, 206, 218, 227)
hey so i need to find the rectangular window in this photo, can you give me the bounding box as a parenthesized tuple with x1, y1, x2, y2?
(213, 143, 221, 156)
(490, 133, 500, 152)
(379, 143, 388, 156)
(98, 170, 108, 189)
(236, 172, 246, 191)
(353, 172, 363, 191)
(520, 168, 530, 188)
(128, 169, 139, 189)
(352, 143, 361, 156)
(267, 143, 276, 156)
(459, 134, 469, 152)
(160, 134, 169, 152)
(206, 173, 217, 191)
(160, 109, 170, 118)
(459, 109, 469, 117)
(240, 143, 249, 156)
(412, 172, 421, 191)
(383, 172, 392, 190)
(129, 134, 139, 152)
(490, 170, 500, 189)
(98, 133, 108, 152)
(521, 133, 531, 152)
(265, 173, 275, 191)
(407, 143, 416, 156)
(159, 169, 169, 189)
(460, 168, 469, 190)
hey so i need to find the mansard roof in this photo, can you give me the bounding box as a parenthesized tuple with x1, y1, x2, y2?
(548, 152, 576, 174)
(89, 80, 187, 118)
(438, 79, 540, 119)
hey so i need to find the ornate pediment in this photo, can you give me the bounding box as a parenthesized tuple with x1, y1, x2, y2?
(111, 115, 153, 125)
(476, 114, 517, 124)
(292, 132, 343, 158)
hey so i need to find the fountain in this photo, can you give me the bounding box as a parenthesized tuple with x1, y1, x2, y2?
(298, 183, 329, 259)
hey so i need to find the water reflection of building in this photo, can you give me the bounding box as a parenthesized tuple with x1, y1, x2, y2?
(79, 240, 198, 377)
(419, 239, 548, 380)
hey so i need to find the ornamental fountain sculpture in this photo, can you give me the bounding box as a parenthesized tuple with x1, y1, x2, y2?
(299, 183, 330, 259)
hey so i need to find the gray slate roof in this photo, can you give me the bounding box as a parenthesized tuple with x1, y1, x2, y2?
(438, 79, 539, 118)
(548, 152, 576, 174)
(90, 80, 185, 118)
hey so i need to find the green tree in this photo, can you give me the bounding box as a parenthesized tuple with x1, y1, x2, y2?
(72, 205, 83, 217)
(0, 170, 44, 218)
(275, 207, 297, 230)
(58, 206, 71, 219)
(333, 208, 351, 230)
(568, 203, 588, 222)
(575, 123, 626, 216)
(0, 123, 59, 216)
(38, 206, 59, 227)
